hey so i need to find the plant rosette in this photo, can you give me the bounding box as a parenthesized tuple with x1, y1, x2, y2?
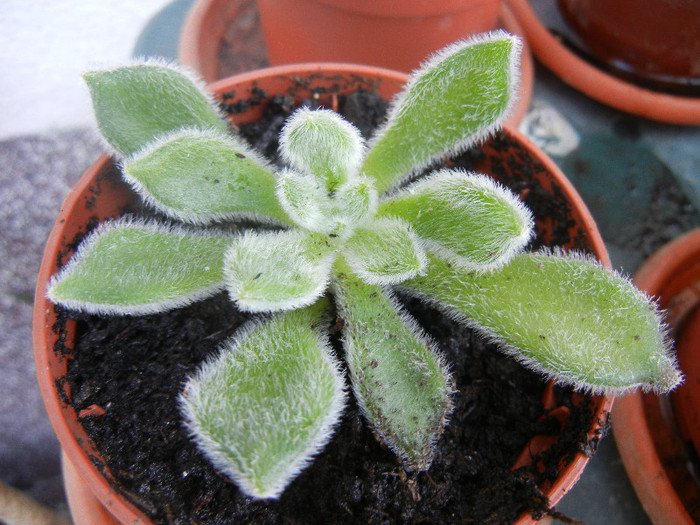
(614, 228, 700, 525)
(39, 67, 602, 525)
(34, 33, 678, 524)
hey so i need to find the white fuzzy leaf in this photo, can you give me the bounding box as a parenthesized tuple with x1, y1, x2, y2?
(279, 107, 364, 190)
(224, 229, 336, 312)
(362, 31, 521, 194)
(180, 300, 346, 499)
(333, 175, 378, 228)
(124, 129, 291, 225)
(378, 170, 533, 271)
(84, 60, 227, 157)
(276, 169, 336, 233)
(47, 218, 230, 315)
(343, 217, 427, 285)
(332, 260, 453, 470)
(402, 251, 682, 395)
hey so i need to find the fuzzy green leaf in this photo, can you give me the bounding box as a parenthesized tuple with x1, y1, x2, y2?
(403, 252, 682, 394)
(47, 219, 230, 315)
(343, 217, 427, 285)
(277, 171, 379, 237)
(334, 175, 378, 228)
(362, 31, 520, 193)
(276, 169, 335, 233)
(224, 229, 336, 313)
(84, 62, 228, 157)
(333, 259, 453, 470)
(180, 300, 346, 499)
(279, 107, 364, 190)
(124, 129, 290, 225)
(378, 170, 533, 270)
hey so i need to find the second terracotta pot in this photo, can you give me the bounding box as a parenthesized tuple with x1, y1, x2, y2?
(256, 0, 502, 72)
(613, 228, 700, 525)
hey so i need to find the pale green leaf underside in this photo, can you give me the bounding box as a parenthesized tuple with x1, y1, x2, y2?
(378, 170, 533, 270)
(403, 252, 681, 394)
(47, 220, 230, 315)
(343, 217, 427, 285)
(362, 33, 518, 194)
(224, 229, 336, 312)
(180, 300, 346, 499)
(334, 176, 378, 227)
(277, 171, 379, 237)
(84, 63, 227, 157)
(279, 107, 364, 190)
(276, 170, 335, 233)
(333, 259, 452, 469)
(125, 130, 289, 225)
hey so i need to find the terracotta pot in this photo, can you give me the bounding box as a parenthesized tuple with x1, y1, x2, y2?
(34, 63, 612, 525)
(178, 0, 534, 125)
(507, 0, 700, 125)
(556, 0, 700, 92)
(256, 0, 501, 72)
(178, 0, 267, 84)
(613, 228, 700, 525)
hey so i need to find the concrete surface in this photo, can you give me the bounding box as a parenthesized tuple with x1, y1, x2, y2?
(0, 1, 172, 519)
(0, 130, 102, 516)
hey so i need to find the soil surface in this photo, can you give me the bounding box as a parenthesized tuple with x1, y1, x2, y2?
(56, 88, 603, 524)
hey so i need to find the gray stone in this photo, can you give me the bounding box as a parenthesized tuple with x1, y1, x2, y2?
(0, 128, 102, 512)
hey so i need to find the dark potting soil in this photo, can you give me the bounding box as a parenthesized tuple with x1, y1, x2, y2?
(56, 88, 603, 524)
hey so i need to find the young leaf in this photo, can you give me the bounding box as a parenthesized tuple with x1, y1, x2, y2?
(362, 31, 521, 194)
(84, 61, 228, 157)
(180, 299, 346, 500)
(377, 170, 533, 270)
(402, 251, 682, 394)
(276, 169, 335, 234)
(124, 129, 291, 225)
(279, 107, 364, 190)
(224, 229, 336, 313)
(333, 175, 378, 228)
(47, 219, 230, 315)
(332, 259, 453, 470)
(342, 217, 427, 285)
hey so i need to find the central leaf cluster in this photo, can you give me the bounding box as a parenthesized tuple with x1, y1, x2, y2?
(226, 107, 426, 314)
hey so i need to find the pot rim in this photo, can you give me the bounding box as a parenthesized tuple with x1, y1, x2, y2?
(613, 227, 700, 525)
(507, 0, 700, 125)
(310, 0, 501, 19)
(34, 62, 612, 525)
(32, 152, 142, 524)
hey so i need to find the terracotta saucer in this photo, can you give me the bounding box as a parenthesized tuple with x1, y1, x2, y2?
(507, 0, 700, 125)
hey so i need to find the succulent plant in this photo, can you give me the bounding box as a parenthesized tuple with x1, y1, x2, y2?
(47, 31, 681, 500)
